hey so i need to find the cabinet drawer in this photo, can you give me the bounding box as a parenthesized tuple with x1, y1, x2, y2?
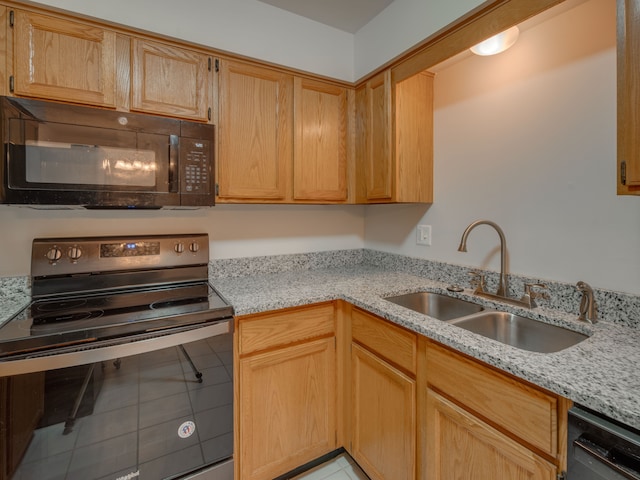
(238, 302, 335, 355)
(426, 341, 559, 456)
(352, 308, 417, 375)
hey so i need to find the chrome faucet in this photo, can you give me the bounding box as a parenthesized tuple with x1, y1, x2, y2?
(576, 281, 598, 324)
(458, 220, 509, 297)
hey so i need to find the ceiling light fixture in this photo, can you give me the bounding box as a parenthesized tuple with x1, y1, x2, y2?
(470, 26, 520, 56)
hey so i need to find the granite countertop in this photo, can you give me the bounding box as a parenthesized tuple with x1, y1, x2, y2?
(1, 260, 638, 432)
(211, 264, 640, 431)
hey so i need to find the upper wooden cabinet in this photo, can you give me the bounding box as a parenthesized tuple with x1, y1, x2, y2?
(293, 77, 349, 202)
(618, 0, 640, 195)
(131, 38, 211, 121)
(217, 59, 293, 202)
(217, 59, 351, 203)
(356, 69, 434, 203)
(11, 10, 117, 107)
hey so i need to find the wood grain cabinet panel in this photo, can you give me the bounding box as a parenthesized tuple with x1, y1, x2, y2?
(618, 0, 640, 194)
(217, 59, 293, 201)
(426, 389, 557, 480)
(293, 77, 348, 202)
(351, 343, 415, 480)
(351, 307, 417, 374)
(426, 341, 559, 457)
(131, 38, 211, 120)
(355, 69, 433, 203)
(238, 337, 336, 480)
(12, 10, 116, 107)
(236, 303, 337, 480)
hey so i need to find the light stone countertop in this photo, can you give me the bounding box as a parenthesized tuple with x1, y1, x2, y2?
(1, 262, 638, 432)
(211, 265, 640, 431)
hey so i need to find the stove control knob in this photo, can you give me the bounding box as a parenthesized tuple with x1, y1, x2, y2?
(67, 246, 83, 263)
(189, 241, 200, 253)
(46, 247, 62, 263)
(174, 242, 185, 254)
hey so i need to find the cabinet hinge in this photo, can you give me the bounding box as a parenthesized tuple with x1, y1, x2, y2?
(215, 183, 219, 196)
(208, 107, 212, 121)
(9, 76, 14, 93)
(9, 10, 14, 27)
(215, 58, 220, 73)
(556, 472, 567, 480)
(621, 160, 627, 186)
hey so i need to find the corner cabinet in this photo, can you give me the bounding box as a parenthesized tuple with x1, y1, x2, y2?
(618, 0, 640, 195)
(349, 308, 417, 480)
(130, 38, 212, 121)
(236, 302, 338, 480)
(355, 69, 434, 203)
(10, 10, 117, 107)
(424, 341, 569, 480)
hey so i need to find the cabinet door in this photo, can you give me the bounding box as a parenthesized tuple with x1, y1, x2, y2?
(426, 389, 557, 480)
(293, 77, 348, 202)
(239, 337, 336, 480)
(351, 343, 415, 480)
(131, 38, 210, 120)
(12, 10, 116, 107)
(618, 0, 640, 194)
(362, 70, 393, 201)
(218, 60, 293, 201)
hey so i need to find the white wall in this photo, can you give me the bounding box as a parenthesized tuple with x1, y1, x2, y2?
(364, 0, 640, 295)
(353, 0, 484, 80)
(0, 205, 365, 277)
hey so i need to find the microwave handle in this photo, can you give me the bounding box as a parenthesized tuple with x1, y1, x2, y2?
(169, 135, 179, 193)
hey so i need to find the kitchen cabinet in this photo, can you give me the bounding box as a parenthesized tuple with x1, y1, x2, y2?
(349, 308, 416, 480)
(618, 0, 640, 195)
(131, 38, 212, 121)
(355, 69, 433, 203)
(236, 302, 337, 480)
(424, 340, 569, 479)
(293, 77, 349, 202)
(217, 59, 293, 202)
(0, 373, 45, 480)
(426, 389, 557, 479)
(10, 9, 117, 107)
(217, 59, 351, 203)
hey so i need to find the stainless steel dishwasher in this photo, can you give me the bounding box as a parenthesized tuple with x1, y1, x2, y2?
(568, 404, 640, 479)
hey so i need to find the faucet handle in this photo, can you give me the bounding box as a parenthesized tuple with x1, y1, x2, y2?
(469, 270, 486, 293)
(521, 283, 548, 308)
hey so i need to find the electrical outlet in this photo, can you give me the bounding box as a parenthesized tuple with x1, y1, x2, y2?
(417, 224, 432, 246)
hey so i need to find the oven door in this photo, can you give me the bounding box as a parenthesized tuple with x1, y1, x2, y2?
(0, 321, 234, 480)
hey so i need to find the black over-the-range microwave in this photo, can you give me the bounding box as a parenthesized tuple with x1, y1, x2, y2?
(0, 96, 215, 209)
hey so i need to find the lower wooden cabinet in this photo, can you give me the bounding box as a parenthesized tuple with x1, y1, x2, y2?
(349, 308, 417, 480)
(236, 303, 337, 480)
(426, 389, 557, 480)
(351, 343, 415, 480)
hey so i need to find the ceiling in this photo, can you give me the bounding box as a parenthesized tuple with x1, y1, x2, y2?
(256, 0, 396, 33)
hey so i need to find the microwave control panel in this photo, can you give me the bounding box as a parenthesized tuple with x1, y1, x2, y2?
(181, 138, 212, 194)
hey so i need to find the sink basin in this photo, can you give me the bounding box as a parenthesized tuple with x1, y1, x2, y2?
(384, 291, 484, 321)
(448, 311, 589, 353)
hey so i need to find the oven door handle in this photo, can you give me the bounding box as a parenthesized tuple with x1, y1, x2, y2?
(574, 436, 640, 480)
(0, 319, 232, 376)
(169, 134, 179, 193)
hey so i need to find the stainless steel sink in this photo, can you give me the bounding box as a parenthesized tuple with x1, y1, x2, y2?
(384, 291, 484, 321)
(448, 311, 589, 353)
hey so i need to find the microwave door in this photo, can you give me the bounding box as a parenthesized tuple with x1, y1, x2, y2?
(6, 119, 176, 207)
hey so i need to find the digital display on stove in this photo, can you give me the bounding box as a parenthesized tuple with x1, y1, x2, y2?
(100, 241, 161, 257)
